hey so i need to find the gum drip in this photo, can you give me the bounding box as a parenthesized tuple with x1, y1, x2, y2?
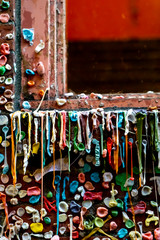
(52, 142, 56, 189)
(41, 115, 44, 220)
(0, 193, 10, 230)
(114, 113, 119, 174)
(11, 113, 16, 185)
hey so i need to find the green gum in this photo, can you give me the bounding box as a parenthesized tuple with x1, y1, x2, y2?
(73, 126, 85, 151)
(154, 110, 160, 152)
(136, 112, 146, 173)
(149, 113, 156, 161)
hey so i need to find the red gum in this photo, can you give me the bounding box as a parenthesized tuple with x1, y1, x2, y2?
(43, 196, 57, 213)
(0, 55, 7, 67)
(127, 201, 146, 215)
(27, 186, 41, 196)
(83, 191, 103, 201)
(73, 216, 80, 224)
(107, 137, 113, 165)
(0, 43, 10, 55)
(102, 182, 109, 189)
(142, 232, 153, 240)
(72, 231, 79, 239)
(78, 172, 85, 184)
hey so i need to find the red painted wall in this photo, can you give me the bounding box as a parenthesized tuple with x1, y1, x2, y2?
(66, 0, 160, 41)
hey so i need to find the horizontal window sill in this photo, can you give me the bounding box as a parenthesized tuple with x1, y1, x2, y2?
(20, 92, 160, 110)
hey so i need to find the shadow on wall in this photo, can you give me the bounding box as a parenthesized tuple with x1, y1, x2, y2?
(67, 40, 160, 94)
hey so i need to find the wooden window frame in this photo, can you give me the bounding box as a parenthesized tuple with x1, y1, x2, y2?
(20, 0, 160, 110)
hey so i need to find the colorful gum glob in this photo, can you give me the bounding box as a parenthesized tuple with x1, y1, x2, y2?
(110, 221, 118, 231)
(84, 215, 95, 230)
(0, 115, 8, 125)
(0, 96, 7, 105)
(59, 201, 69, 213)
(62, 176, 69, 201)
(95, 217, 104, 228)
(115, 172, 132, 191)
(55, 98, 66, 106)
(72, 231, 79, 239)
(29, 195, 41, 204)
(90, 172, 100, 183)
(0, 43, 10, 55)
(145, 215, 159, 227)
(103, 172, 113, 182)
(47, 191, 53, 199)
(59, 226, 66, 235)
(96, 207, 108, 218)
(27, 80, 35, 87)
(82, 200, 92, 209)
(35, 61, 45, 75)
(51, 236, 60, 240)
(116, 198, 124, 210)
(127, 201, 146, 215)
(0, 153, 4, 163)
(92, 139, 100, 166)
(111, 210, 118, 217)
(27, 186, 41, 196)
(35, 40, 45, 53)
(69, 181, 79, 194)
(70, 201, 81, 214)
(83, 191, 103, 201)
(84, 181, 95, 191)
(141, 186, 152, 196)
(30, 223, 43, 233)
(150, 201, 158, 207)
(102, 148, 107, 158)
(117, 228, 128, 238)
(4, 89, 13, 98)
(82, 163, 91, 173)
(5, 77, 13, 85)
(78, 172, 85, 183)
(129, 231, 142, 240)
(20, 131, 26, 141)
(44, 217, 51, 225)
(0, 55, 7, 67)
(102, 182, 109, 189)
(125, 219, 135, 229)
(25, 69, 35, 76)
(73, 216, 80, 224)
(142, 232, 153, 240)
(59, 213, 67, 223)
(1, 0, 10, 9)
(70, 111, 78, 122)
(0, 76, 5, 83)
(154, 228, 160, 240)
(155, 166, 160, 174)
(22, 28, 34, 45)
(39, 90, 45, 97)
(22, 101, 31, 109)
(5, 101, 14, 112)
(0, 13, 10, 23)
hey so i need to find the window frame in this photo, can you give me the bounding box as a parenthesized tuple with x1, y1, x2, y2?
(20, 0, 160, 110)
